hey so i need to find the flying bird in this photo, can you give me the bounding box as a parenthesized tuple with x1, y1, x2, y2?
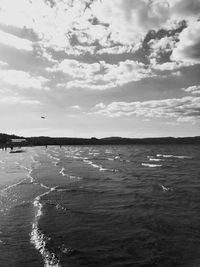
(41, 116, 45, 119)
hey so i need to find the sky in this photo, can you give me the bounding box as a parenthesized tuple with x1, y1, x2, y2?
(0, 0, 200, 138)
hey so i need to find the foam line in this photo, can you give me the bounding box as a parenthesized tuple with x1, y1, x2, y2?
(31, 188, 60, 267)
(142, 163, 162, 168)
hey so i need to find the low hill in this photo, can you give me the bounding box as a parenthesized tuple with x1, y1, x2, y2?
(1, 133, 200, 146)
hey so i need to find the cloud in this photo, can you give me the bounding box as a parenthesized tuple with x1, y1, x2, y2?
(58, 59, 101, 78)
(0, 96, 41, 105)
(0, 69, 49, 89)
(1, 0, 200, 92)
(0, 0, 195, 54)
(151, 61, 191, 72)
(54, 59, 153, 90)
(96, 45, 139, 55)
(0, 29, 33, 51)
(91, 96, 200, 122)
(172, 0, 200, 19)
(71, 105, 81, 110)
(182, 85, 200, 94)
(149, 36, 177, 66)
(0, 60, 8, 67)
(171, 21, 200, 64)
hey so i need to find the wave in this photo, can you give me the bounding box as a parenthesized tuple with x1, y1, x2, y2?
(173, 155, 192, 159)
(40, 183, 50, 190)
(142, 163, 162, 168)
(1, 177, 28, 193)
(55, 203, 68, 212)
(48, 154, 60, 166)
(160, 184, 171, 192)
(31, 188, 60, 267)
(83, 159, 117, 172)
(59, 167, 81, 180)
(68, 175, 82, 180)
(105, 150, 112, 154)
(156, 154, 192, 159)
(148, 158, 163, 162)
(19, 165, 36, 183)
(152, 184, 172, 193)
(71, 155, 83, 160)
(59, 167, 67, 177)
(0, 159, 40, 193)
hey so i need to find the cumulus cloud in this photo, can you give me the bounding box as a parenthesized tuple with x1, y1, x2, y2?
(58, 59, 101, 79)
(91, 96, 200, 122)
(149, 36, 177, 66)
(96, 45, 139, 55)
(0, 69, 49, 89)
(171, 21, 200, 64)
(0, 0, 200, 91)
(0, 0, 197, 54)
(0, 29, 33, 51)
(53, 59, 153, 90)
(182, 85, 200, 94)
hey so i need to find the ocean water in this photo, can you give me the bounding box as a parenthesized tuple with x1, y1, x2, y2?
(0, 144, 200, 267)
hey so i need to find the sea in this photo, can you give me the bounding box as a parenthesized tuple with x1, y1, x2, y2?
(0, 144, 200, 267)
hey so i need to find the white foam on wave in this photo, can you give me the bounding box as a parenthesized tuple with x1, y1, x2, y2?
(156, 154, 191, 159)
(31, 188, 60, 267)
(173, 155, 192, 159)
(160, 184, 171, 192)
(1, 177, 28, 193)
(59, 167, 67, 177)
(88, 152, 99, 156)
(31, 156, 38, 164)
(83, 159, 117, 172)
(48, 155, 60, 166)
(59, 167, 82, 180)
(40, 183, 50, 190)
(20, 165, 36, 183)
(149, 158, 163, 162)
(55, 203, 67, 212)
(71, 155, 83, 160)
(68, 175, 82, 180)
(105, 150, 112, 154)
(142, 163, 162, 168)
(75, 153, 82, 156)
(162, 154, 175, 158)
(84, 159, 100, 169)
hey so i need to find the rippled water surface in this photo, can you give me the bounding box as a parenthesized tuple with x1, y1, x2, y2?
(0, 145, 200, 267)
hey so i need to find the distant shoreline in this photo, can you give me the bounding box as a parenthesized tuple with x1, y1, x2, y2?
(1, 133, 200, 146)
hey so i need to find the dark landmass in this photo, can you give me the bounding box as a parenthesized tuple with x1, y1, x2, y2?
(1, 133, 200, 147)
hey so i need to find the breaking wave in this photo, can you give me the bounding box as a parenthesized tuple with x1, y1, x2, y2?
(142, 163, 162, 168)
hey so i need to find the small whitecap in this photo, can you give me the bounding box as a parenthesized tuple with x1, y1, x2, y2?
(142, 163, 162, 168)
